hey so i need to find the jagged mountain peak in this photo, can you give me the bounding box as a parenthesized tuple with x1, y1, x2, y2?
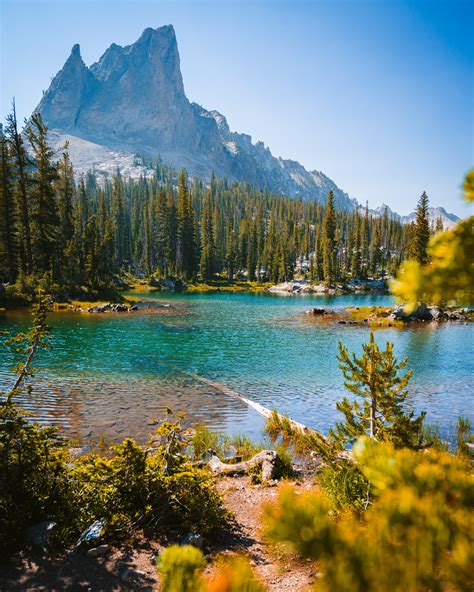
(70, 43, 81, 58)
(34, 26, 458, 220)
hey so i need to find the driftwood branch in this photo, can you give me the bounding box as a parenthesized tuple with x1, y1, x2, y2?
(207, 450, 278, 481)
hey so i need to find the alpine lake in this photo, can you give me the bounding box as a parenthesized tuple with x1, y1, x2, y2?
(1, 291, 472, 446)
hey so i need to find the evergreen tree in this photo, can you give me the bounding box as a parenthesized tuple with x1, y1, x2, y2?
(333, 333, 425, 449)
(25, 113, 60, 275)
(199, 190, 215, 281)
(55, 144, 75, 274)
(351, 211, 361, 279)
(176, 170, 197, 279)
(0, 124, 17, 281)
(6, 101, 33, 273)
(410, 191, 430, 266)
(322, 191, 336, 286)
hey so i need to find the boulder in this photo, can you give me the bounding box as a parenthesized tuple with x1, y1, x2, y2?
(25, 521, 57, 551)
(75, 518, 105, 549)
(390, 304, 433, 322)
(308, 307, 326, 315)
(429, 306, 447, 321)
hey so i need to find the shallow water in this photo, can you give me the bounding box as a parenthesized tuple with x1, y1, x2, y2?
(0, 291, 472, 443)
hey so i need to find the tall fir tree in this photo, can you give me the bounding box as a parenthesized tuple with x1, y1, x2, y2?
(6, 101, 33, 273)
(199, 190, 215, 281)
(0, 124, 18, 281)
(411, 191, 430, 266)
(322, 191, 336, 286)
(25, 113, 60, 275)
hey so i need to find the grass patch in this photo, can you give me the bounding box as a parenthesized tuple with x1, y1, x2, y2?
(70, 300, 111, 309)
(187, 280, 271, 293)
(128, 282, 160, 293)
(346, 306, 404, 329)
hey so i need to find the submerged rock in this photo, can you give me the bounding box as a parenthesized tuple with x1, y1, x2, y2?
(307, 307, 326, 315)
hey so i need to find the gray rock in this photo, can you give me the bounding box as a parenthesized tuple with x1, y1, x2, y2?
(87, 544, 110, 558)
(309, 307, 326, 315)
(25, 521, 57, 550)
(429, 306, 446, 321)
(181, 532, 204, 549)
(75, 518, 105, 549)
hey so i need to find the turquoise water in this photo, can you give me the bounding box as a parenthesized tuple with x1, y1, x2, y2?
(0, 292, 472, 443)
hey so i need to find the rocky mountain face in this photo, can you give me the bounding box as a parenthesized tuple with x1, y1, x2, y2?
(36, 25, 459, 224)
(35, 25, 357, 209)
(371, 204, 460, 230)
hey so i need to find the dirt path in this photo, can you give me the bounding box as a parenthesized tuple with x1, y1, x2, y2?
(0, 475, 316, 591)
(209, 475, 317, 591)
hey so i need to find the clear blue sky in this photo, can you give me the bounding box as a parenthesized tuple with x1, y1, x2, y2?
(1, 0, 472, 216)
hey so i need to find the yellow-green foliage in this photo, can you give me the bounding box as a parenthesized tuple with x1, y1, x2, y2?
(347, 306, 403, 328)
(264, 438, 474, 592)
(158, 545, 206, 592)
(157, 546, 265, 592)
(229, 433, 263, 460)
(191, 424, 223, 460)
(205, 556, 266, 591)
(391, 171, 474, 307)
(187, 280, 271, 293)
(265, 410, 331, 458)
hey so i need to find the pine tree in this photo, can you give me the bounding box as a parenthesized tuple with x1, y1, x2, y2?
(351, 211, 361, 279)
(176, 170, 197, 279)
(199, 190, 215, 282)
(225, 218, 237, 281)
(6, 101, 33, 273)
(322, 191, 336, 286)
(411, 191, 430, 266)
(369, 223, 380, 278)
(55, 144, 75, 274)
(360, 202, 370, 279)
(333, 333, 425, 449)
(25, 113, 60, 275)
(0, 124, 18, 281)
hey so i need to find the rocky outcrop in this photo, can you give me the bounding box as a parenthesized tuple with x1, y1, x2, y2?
(388, 305, 470, 323)
(268, 279, 386, 295)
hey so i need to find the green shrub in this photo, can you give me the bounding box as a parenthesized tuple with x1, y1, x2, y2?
(0, 410, 228, 554)
(317, 461, 369, 513)
(191, 424, 222, 460)
(0, 404, 71, 553)
(228, 433, 263, 460)
(456, 416, 474, 459)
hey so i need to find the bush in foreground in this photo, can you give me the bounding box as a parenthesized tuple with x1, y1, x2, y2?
(0, 410, 228, 555)
(264, 438, 474, 592)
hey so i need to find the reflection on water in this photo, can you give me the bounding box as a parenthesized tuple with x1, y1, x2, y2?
(0, 292, 472, 443)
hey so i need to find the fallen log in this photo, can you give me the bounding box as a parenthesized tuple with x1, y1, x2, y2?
(189, 373, 324, 439)
(207, 450, 278, 482)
